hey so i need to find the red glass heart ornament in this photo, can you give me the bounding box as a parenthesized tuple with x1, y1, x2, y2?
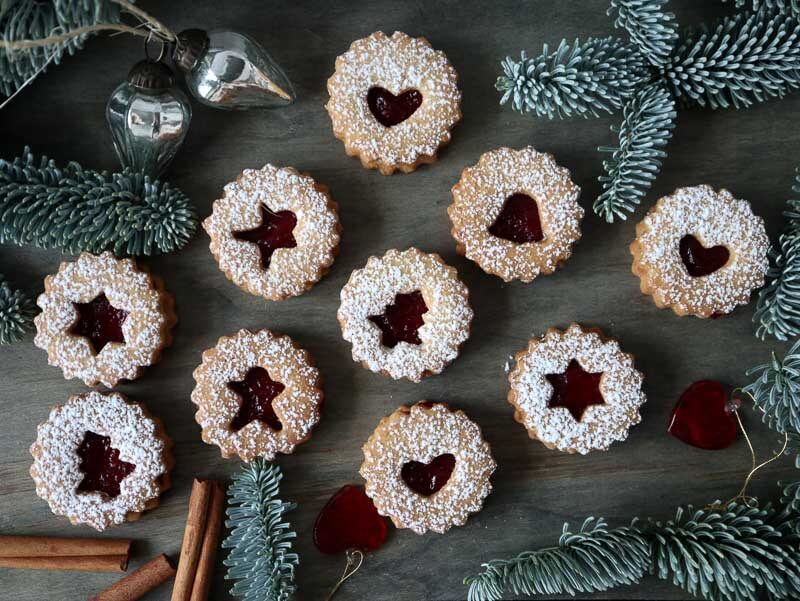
(489, 193, 545, 244)
(668, 380, 737, 450)
(368, 290, 428, 348)
(70, 293, 128, 354)
(679, 235, 730, 277)
(76, 431, 136, 498)
(233, 205, 297, 268)
(401, 453, 456, 496)
(314, 485, 388, 554)
(367, 87, 423, 127)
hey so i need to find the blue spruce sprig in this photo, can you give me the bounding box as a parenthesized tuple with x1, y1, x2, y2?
(0, 147, 197, 256)
(496, 37, 651, 119)
(595, 82, 676, 222)
(0, 274, 35, 344)
(608, 0, 678, 68)
(754, 169, 800, 340)
(743, 338, 800, 434)
(222, 460, 298, 601)
(0, 0, 123, 98)
(464, 518, 649, 601)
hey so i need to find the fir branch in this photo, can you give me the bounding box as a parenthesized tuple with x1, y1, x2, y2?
(744, 338, 800, 433)
(0, 0, 123, 98)
(755, 169, 800, 340)
(496, 37, 652, 119)
(608, 0, 679, 68)
(781, 433, 800, 512)
(0, 274, 35, 344)
(222, 459, 298, 601)
(463, 518, 649, 601)
(727, 0, 800, 17)
(594, 82, 676, 222)
(664, 8, 800, 109)
(0, 147, 197, 256)
(644, 502, 800, 601)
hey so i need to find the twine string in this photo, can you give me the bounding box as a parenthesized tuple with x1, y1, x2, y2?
(0, 0, 176, 51)
(325, 549, 364, 601)
(708, 388, 789, 511)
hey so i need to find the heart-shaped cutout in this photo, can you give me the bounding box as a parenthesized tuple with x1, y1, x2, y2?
(679, 234, 730, 277)
(489, 193, 545, 244)
(367, 86, 423, 127)
(401, 453, 455, 496)
(668, 380, 737, 450)
(313, 485, 388, 554)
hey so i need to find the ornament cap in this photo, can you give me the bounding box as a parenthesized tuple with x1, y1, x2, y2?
(127, 60, 174, 93)
(173, 29, 210, 72)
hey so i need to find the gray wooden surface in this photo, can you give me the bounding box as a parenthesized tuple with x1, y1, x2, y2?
(1, 1, 799, 599)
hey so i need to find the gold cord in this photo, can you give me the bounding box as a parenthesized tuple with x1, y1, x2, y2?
(707, 389, 789, 511)
(325, 549, 364, 601)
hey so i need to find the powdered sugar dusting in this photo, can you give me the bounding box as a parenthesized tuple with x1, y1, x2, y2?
(191, 329, 323, 462)
(204, 165, 340, 301)
(29, 391, 168, 531)
(508, 324, 646, 454)
(449, 147, 583, 282)
(360, 402, 495, 534)
(326, 31, 461, 172)
(632, 185, 769, 317)
(338, 248, 472, 382)
(33, 252, 174, 388)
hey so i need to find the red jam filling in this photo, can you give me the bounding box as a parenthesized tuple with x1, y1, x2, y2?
(313, 485, 388, 554)
(76, 431, 136, 498)
(401, 453, 456, 496)
(489, 193, 545, 244)
(70, 293, 128, 354)
(668, 380, 737, 450)
(233, 205, 297, 268)
(368, 290, 429, 348)
(367, 87, 423, 127)
(679, 234, 730, 277)
(228, 366, 285, 432)
(545, 359, 605, 422)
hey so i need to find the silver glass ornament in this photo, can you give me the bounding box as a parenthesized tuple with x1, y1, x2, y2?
(106, 60, 192, 177)
(173, 29, 295, 110)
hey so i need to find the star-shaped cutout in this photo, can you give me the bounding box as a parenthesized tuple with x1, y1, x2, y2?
(228, 366, 285, 432)
(368, 290, 429, 348)
(70, 293, 129, 354)
(76, 431, 136, 499)
(545, 359, 605, 422)
(233, 205, 298, 268)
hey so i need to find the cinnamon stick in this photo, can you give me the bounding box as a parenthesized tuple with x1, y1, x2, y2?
(90, 554, 176, 601)
(0, 535, 131, 558)
(171, 478, 213, 601)
(189, 481, 226, 601)
(0, 555, 128, 572)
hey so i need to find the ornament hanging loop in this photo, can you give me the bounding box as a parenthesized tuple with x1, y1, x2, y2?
(325, 549, 364, 601)
(707, 388, 789, 511)
(144, 30, 167, 63)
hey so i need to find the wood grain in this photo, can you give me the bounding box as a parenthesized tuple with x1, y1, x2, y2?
(1, 1, 799, 599)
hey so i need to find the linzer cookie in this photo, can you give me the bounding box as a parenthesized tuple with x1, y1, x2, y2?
(29, 391, 173, 531)
(360, 402, 495, 534)
(338, 247, 472, 382)
(204, 165, 341, 301)
(326, 31, 462, 175)
(508, 324, 646, 454)
(630, 185, 769, 318)
(191, 328, 323, 462)
(33, 252, 175, 388)
(449, 147, 583, 282)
